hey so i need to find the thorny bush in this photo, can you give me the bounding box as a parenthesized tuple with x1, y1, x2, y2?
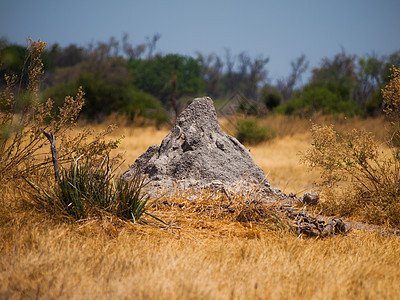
(303, 66, 400, 227)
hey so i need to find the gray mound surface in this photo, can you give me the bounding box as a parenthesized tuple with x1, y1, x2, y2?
(122, 97, 277, 195)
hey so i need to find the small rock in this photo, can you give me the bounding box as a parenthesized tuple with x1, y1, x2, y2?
(329, 217, 346, 234)
(302, 191, 319, 205)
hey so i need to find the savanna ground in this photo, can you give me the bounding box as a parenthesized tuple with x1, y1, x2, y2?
(2, 114, 400, 299)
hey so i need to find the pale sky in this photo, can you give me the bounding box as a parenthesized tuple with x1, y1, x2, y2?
(1, 0, 399, 84)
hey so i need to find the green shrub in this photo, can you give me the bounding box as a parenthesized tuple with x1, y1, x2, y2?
(263, 93, 281, 111)
(154, 110, 169, 128)
(238, 100, 260, 116)
(236, 119, 276, 145)
(259, 85, 281, 111)
(41, 81, 80, 108)
(365, 89, 383, 116)
(125, 88, 163, 120)
(76, 72, 163, 120)
(0, 44, 29, 88)
(275, 82, 361, 116)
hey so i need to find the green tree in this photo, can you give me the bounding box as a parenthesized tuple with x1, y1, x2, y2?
(77, 72, 162, 120)
(362, 50, 400, 115)
(311, 51, 358, 100)
(277, 54, 309, 102)
(1, 44, 31, 89)
(128, 54, 205, 104)
(220, 51, 269, 100)
(196, 52, 223, 98)
(276, 51, 361, 116)
(382, 50, 400, 83)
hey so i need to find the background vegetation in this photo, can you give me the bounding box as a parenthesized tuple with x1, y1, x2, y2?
(1, 35, 399, 124)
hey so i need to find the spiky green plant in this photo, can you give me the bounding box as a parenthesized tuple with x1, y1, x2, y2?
(25, 155, 149, 222)
(113, 170, 148, 223)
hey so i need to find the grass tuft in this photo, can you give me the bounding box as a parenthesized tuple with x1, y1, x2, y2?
(24, 155, 149, 223)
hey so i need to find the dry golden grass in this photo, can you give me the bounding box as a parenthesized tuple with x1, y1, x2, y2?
(2, 115, 400, 299)
(1, 202, 400, 299)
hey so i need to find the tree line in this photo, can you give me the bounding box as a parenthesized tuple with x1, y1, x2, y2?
(1, 34, 399, 122)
